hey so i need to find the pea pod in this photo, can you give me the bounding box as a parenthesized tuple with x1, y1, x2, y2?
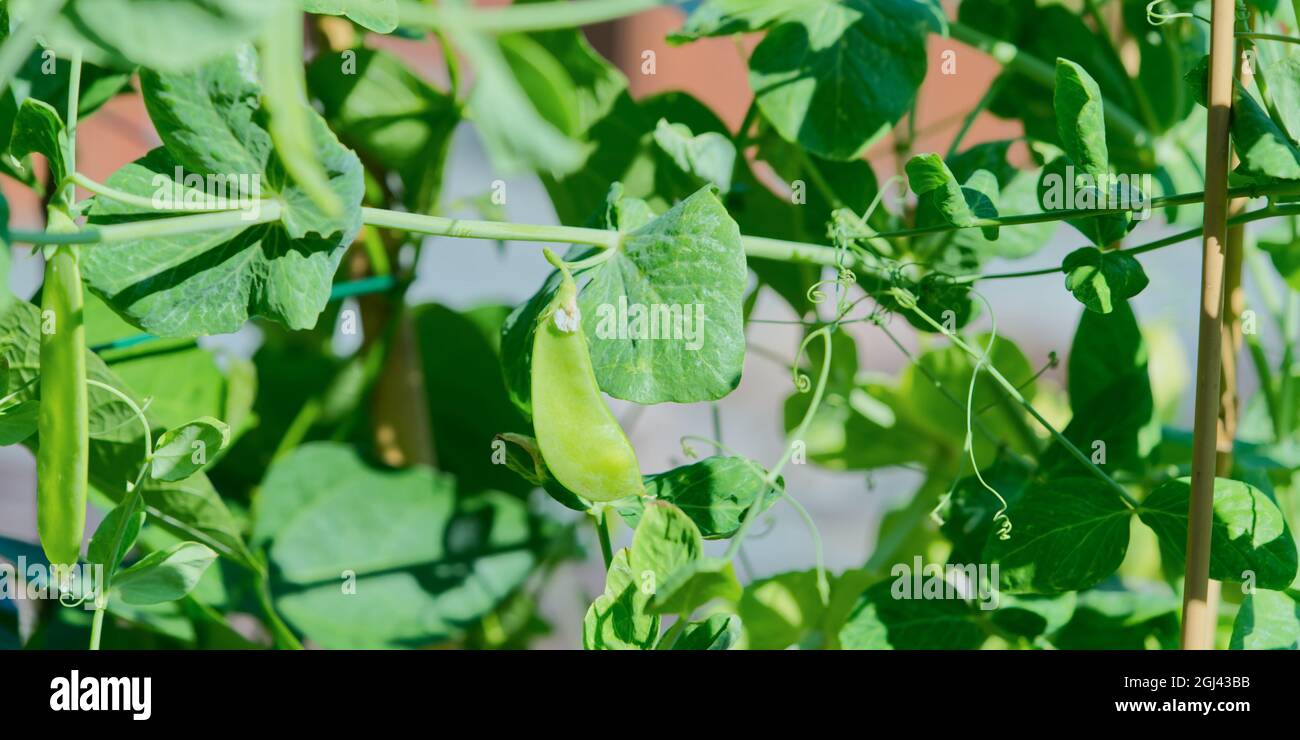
(531, 252, 643, 502)
(37, 232, 88, 567)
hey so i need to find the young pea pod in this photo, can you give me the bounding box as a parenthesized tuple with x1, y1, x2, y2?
(531, 252, 643, 502)
(37, 238, 89, 567)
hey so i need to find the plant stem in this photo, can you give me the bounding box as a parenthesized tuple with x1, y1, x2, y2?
(360, 206, 622, 250)
(256, 574, 305, 650)
(658, 613, 688, 649)
(89, 605, 106, 650)
(398, 0, 663, 33)
(1236, 32, 1300, 45)
(972, 204, 1300, 282)
(903, 299, 1140, 510)
(1181, 0, 1236, 652)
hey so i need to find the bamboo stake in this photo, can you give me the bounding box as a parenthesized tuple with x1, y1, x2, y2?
(1182, 0, 1237, 650)
(1205, 32, 1255, 646)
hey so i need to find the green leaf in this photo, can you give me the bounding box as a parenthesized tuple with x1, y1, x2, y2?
(1231, 589, 1300, 649)
(87, 494, 146, 580)
(0, 400, 38, 445)
(906, 153, 1001, 239)
(414, 303, 531, 496)
(503, 187, 747, 409)
(1137, 477, 1299, 590)
(458, 30, 585, 175)
(650, 557, 742, 615)
(583, 549, 660, 649)
(10, 98, 67, 190)
(114, 542, 218, 605)
(747, 0, 943, 160)
(669, 0, 807, 42)
(308, 48, 458, 213)
(652, 118, 736, 193)
(11, 0, 276, 72)
(984, 478, 1132, 594)
(82, 49, 364, 337)
(990, 592, 1077, 639)
(150, 417, 230, 482)
(1062, 246, 1150, 313)
(1042, 300, 1159, 476)
(839, 581, 986, 649)
(618, 455, 780, 539)
(579, 187, 747, 403)
(671, 613, 741, 650)
(1051, 586, 1179, 649)
(939, 459, 1033, 563)
(1054, 59, 1109, 178)
(302, 0, 397, 32)
(254, 442, 542, 648)
(1259, 229, 1300, 291)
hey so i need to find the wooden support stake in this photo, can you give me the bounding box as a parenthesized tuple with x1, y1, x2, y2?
(1182, 0, 1237, 650)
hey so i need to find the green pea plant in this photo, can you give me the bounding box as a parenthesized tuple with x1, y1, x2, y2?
(1, 0, 1299, 652)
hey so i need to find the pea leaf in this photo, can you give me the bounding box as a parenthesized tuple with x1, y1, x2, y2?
(906, 153, 1001, 240)
(255, 443, 544, 648)
(1054, 59, 1109, 178)
(308, 48, 459, 213)
(650, 557, 742, 615)
(113, 541, 217, 605)
(457, 30, 585, 175)
(652, 118, 736, 193)
(302, 0, 397, 32)
(1061, 246, 1150, 314)
(587, 501, 703, 649)
(1137, 477, 1299, 590)
(669, 0, 808, 42)
(150, 417, 231, 482)
(413, 304, 531, 497)
(87, 495, 146, 580)
(1051, 586, 1179, 649)
(983, 478, 1132, 594)
(747, 0, 944, 160)
(12, 0, 276, 72)
(617, 456, 780, 539)
(0, 401, 38, 445)
(671, 613, 741, 650)
(9, 98, 67, 190)
(503, 186, 747, 409)
(1041, 300, 1159, 476)
(838, 581, 987, 649)
(991, 592, 1077, 639)
(82, 48, 364, 337)
(584, 550, 660, 649)
(1230, 589, 1300, 650)
(578, 187, 747, 403)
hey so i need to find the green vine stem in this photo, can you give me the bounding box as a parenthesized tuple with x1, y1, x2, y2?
(398, 0, 663, 34)
(895, 291, 1141, 511)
